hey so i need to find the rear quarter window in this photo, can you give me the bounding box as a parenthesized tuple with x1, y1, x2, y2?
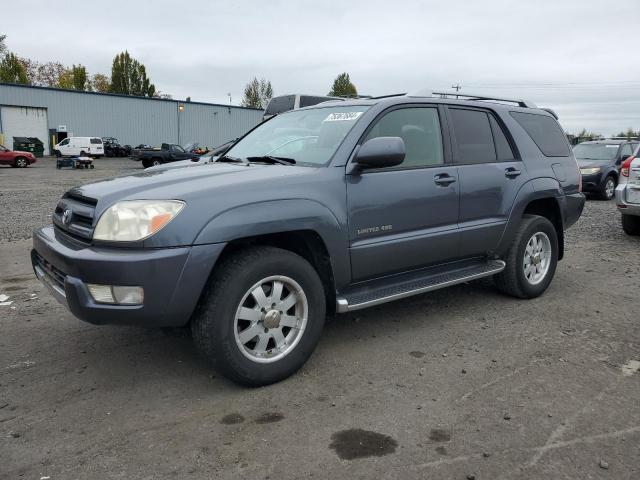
(510, 111, 569, 157)
(90, 138, 103, 144)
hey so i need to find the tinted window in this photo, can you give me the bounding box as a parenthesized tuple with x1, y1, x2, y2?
(264, 95, 296, 115)
(60, 139, 70, 145)
(573, 143, 619, 161)
(489, 115, 515, 161)
(90, 138, 102, 144)
(621, 144, 632, 157)
(510, 112, 570, 157)
(450, 109, 496, 164)
(364, 107, 443, 168)
(299, 96, 339, 108)
(171, 145, 185, 153)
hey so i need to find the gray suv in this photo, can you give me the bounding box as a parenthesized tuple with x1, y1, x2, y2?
(32, 92, 585, 386)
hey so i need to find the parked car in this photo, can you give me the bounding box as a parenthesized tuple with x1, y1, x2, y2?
(146, 140, 237, 172)
(131, 143, 199, 168)
(263, 94, 344, 120)
(54, 137, 104, 159)
(32, 92, 584, 386)
(102, 137, 132, 157)
(573, 139, 637, 200)
(615, 145, 640, 235)
(0, 144, 37, 167)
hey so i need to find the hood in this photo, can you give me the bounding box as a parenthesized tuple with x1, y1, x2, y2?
(68, 162, 318, 211)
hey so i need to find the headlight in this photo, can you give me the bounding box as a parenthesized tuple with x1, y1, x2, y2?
(93, 200, 185, 241)
(580, 167, 601, 175)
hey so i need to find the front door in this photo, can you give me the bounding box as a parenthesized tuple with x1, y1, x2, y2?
(346, 106, 460, 282)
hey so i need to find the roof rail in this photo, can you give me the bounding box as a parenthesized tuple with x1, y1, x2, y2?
(431, 91, 537, 108)
(370, 93, 407, 99)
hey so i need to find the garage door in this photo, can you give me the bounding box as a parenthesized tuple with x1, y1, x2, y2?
(0, 106, 49, 155)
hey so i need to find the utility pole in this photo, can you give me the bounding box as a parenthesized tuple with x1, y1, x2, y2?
(451, 83, 461, 99)
(227, 93, 232, 105)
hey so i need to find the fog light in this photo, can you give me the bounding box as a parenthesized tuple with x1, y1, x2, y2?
(87, 284, 143, 305)
(112, 286, 144, 305)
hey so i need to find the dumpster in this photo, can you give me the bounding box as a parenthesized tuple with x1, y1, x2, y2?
(13, 137, 45, 158)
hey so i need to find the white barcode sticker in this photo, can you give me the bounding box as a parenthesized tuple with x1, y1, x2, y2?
(324, 112, 363, 122)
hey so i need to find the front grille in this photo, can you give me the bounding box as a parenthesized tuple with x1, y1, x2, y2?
(33, 250, 67, 292)
(53, 192, 98, 241)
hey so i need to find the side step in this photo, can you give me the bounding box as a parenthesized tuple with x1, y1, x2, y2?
(336, 259, 505, 313)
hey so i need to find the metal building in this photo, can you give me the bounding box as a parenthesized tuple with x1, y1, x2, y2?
(0, 83, 263, 155)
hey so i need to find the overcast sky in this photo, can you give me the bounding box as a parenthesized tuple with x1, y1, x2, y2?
(4, 0, 640, 135)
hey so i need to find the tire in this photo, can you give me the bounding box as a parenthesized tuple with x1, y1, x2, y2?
(621, 214, 640, 236)
(192, 246, 326, 386)
(151, 158, 162, 166)
(599, 175, 616, 200)
(14, 157, 29, 168)
(495, 214, 559, 299)
(141, 159, 152, 168)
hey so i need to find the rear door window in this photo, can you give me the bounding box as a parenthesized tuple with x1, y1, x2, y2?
(449, 108, 497, 164)
(489, 115, 515, 161)
(510, 111, 570, 157)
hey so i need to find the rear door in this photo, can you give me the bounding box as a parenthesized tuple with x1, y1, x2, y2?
(346, 105, 460, 281)
(446, 107, 526, 258)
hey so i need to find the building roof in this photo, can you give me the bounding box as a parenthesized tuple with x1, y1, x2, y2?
(0, 82, 263, 112)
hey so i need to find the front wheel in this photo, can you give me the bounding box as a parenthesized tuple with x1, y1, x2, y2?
(495, 215, 559, 299)
(192, 246, 326, 386)
(599, 175, 616, 200)
(621, 214, 640, 236)
(15, 157, 28, 168)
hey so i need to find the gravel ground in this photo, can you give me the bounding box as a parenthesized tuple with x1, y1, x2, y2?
(1, 158, 639, 479)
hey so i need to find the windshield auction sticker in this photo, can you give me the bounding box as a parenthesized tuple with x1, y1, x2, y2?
(324, 112, 363, 122)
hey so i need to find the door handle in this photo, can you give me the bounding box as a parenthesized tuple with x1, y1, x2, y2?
(505, 167, 521, 178)
(434, 173, 456, 186)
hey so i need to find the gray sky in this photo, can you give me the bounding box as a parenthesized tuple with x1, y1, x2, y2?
(4, 0, 640, 135)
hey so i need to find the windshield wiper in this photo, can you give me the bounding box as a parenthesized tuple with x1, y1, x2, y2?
(246, 155, 296, 165)
(216, 154, 249, 165)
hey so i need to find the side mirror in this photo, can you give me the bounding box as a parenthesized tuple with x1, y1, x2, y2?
(354, 136, 405, 170)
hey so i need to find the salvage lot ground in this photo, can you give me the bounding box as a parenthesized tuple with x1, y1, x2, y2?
(1, 157, 639, 479)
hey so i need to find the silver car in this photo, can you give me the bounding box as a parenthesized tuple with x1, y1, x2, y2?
(615, 145, 640, 235)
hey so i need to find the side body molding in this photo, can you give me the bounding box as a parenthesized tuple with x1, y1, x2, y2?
(194, 199, 351, 288)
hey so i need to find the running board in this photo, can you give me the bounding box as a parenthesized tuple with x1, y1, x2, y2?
(336, 259, 505, 313)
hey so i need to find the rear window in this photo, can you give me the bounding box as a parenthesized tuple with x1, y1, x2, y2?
(264, 95, 296, 115)
(510, 112, 569, 157)
(90, 138, 102, 144)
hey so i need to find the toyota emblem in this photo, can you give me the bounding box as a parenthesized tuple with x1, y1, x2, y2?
(62, 209, 72, 226)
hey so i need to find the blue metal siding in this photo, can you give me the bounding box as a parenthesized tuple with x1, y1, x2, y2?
(0, 84, 262, 149)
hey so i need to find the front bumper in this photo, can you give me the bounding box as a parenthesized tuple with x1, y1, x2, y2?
(580, 172, 605, 192)
(32, 225, 224, 326)
(615, 184, 640, 217)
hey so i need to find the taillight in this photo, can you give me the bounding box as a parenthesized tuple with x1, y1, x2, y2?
(621, 156, 634, 177)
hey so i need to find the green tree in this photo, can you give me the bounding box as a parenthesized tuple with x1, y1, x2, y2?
(91, 73, 111, 92)
(71, 64, 87, 90)
(57, 68, 74, 89)
(110, 51, 155, 97)
(328, 72, 357, 97)
(0, 52, 29, 84)
(241, 77, 273, 108)
(0, 34, 6, 56)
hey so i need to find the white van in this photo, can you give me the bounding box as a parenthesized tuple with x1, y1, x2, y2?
(263, 94, 344, 120)
(54, 137, 104, 158)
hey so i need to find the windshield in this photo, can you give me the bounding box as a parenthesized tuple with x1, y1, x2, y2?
(0, 145, 7, 152)
(227, 105, 370, 166)
(573, 143, 619, 161)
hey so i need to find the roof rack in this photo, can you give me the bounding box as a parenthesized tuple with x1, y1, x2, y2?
(431, 91, 537, 108)
(370, 93, 407, 99)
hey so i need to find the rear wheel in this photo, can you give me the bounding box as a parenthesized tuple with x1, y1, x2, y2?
(151, 158, 162, 166)
(192, 246, 326, 386)
(621, 214, 640, 236)
(14, 157, 28, 168)
(599, 175, 616, 200)
(495, 215, 559, 299)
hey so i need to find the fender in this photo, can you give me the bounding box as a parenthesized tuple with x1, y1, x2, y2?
(495, 177, 564, 257)
(194, 199, 351, 288)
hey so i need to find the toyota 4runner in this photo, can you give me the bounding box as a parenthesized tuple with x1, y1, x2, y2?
(32, 91, 585, 386)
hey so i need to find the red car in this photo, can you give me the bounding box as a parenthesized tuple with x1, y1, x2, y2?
(0, 144, 37, 167)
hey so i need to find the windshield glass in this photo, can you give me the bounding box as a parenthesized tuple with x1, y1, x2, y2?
(227, 105, 370, 166)
(573, 143, 619, 161)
